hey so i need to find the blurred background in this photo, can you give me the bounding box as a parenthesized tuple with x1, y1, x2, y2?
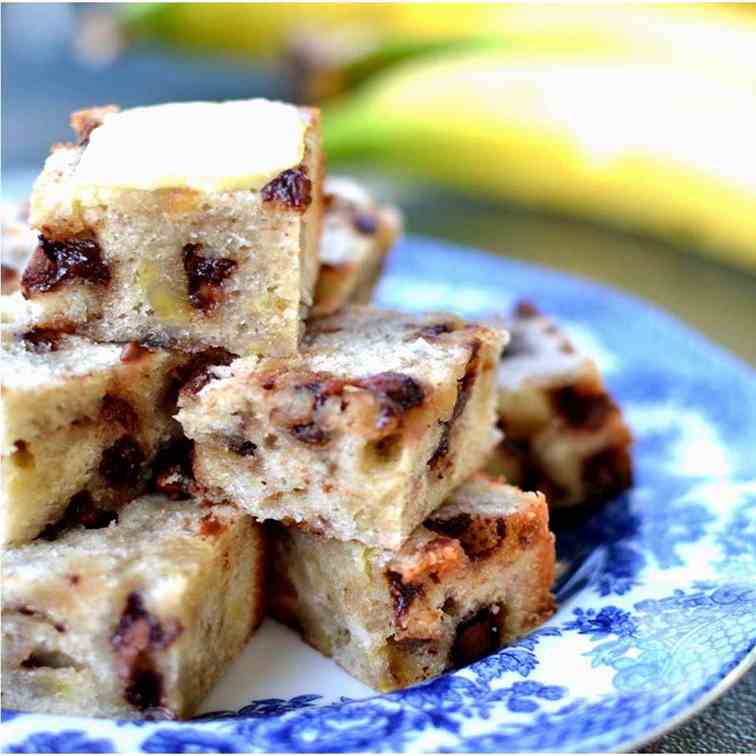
(3, 3, 756, 364)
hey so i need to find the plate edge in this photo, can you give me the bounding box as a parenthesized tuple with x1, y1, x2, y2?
(611, 645, 756, 754)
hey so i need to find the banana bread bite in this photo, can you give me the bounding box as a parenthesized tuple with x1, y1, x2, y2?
(312, 177, 402, 317)
(269, 475, 556, 691)
(0, 305, 211, 544)
(488, 301, 633, 508)
(178, 306, 506, 550)
(2, 495, 265, 719)
(21, 100, 323, 356)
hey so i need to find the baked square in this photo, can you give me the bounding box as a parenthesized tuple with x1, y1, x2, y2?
(2, 494, 264, 719)
(178, 306, 505, 549)
(269, 474, 556, 691)
(312, 176, 402, 317)
(488, 301, 633, 507)
(0, 303, 212, 544)
(22, 100, 323, 356)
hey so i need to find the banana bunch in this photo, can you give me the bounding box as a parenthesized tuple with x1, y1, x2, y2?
(324, 51, 756, 272)
(123, 4, 756, 270)
(123, 4, 756, 97)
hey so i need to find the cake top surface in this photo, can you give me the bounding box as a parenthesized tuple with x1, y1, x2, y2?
(0, 336, 121, 390)
(431, 474, 545, 521)
(2, 496, 238, 583)
(207, 306, 505, 391)
(0, 297, 122, 390)
(302, 307, 502, 377)
(72, 99, 308, 195)
(496, 301, 594, 390)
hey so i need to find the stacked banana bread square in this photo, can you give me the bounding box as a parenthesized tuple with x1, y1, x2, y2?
(2, 98, 630, 718)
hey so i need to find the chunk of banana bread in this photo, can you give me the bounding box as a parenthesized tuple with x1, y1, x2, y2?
(269, 475, 556, 691)
(2, 494, 264, 719)
(487, 301, 633, 507)
(312, 177, 402, 317)
(178, 306, 505, 550)
(0, 307, 207, 544)
(22, 100, 323, 356)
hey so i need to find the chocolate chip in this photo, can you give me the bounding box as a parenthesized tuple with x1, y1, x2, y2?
(289, 422, 330, 446)
(149, 437, 195, 500)
(124, 668, 163, 711)
(261, 167, 312, 210)
(101, 394, 139, 434)
(39, 491, 118, 541)
(228, 438, 257, 457)
(549, 385, 616, 431)
(297, 376, 348, 409)
(21, 235, 110, 296)
(425, 513, 471, 539)
(387, 570, 423, 623)
(167, 348, 235, 406)
(353, 212, 377, 235)
(517, 453, 569, 504)
(99, 436, 145, 487)
(582, 445, 633, 504)
(427, 430, 451, 472)
(450, 606, 502, 667)
(21, 328, 68, 353)
(112, 593, 181, 711)
(428, 340, 480, 473)
(182, 242, 237, 314)
(357, 372, 425, 430)
(417, 322, 455, 339)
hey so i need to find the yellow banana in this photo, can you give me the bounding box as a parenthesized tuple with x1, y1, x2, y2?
(123, 5, 756, 97)
(323, 52, 756, 272)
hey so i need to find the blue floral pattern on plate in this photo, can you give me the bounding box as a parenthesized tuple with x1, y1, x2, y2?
(3, 237, 755, 753)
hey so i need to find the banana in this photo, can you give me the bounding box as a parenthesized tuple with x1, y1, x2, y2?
(323, 52, 756, 272)
(123, 5, 756, 268)
(123, 5, 756, 97)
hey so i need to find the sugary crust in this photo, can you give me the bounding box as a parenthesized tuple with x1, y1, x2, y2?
(268, 474, 556, 691)
(179, 306, 506, 549)
(488, 301, 633, 508)
(2, 495, 264, 719)
(23, 101, 323, 357)
(311, 177, 402, 317)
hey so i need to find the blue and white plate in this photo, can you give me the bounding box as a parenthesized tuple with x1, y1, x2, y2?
(3, 237, 755, 753)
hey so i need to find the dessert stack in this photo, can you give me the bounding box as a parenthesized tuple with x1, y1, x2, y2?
(1, 99, 632, 718)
